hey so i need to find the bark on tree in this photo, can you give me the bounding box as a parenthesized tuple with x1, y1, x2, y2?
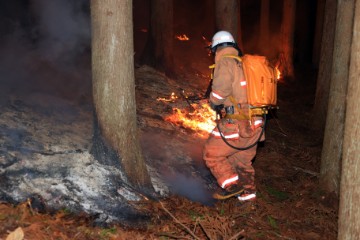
(312, 0, 326, 68)
(237, 0, 243, 51)
(215, 0, 240, 46)
(140, 0, 175, 78)
(281, 0, 296, 79)
(259, 0, 270, 56)
(91, 0, 153, 189)
(320, 0, 354, 195)
(312, 0, 337, 134)
(338, 1, 360, 237)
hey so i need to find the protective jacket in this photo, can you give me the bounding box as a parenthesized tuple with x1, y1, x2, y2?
(203, 46, 264, 193)
(210, 47, 248, 108)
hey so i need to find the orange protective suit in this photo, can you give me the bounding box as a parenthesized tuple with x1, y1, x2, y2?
(203, 46, 264, 193)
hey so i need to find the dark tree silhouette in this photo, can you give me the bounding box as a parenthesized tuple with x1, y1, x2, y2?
(140, 0, 176, 78)
(312, 0, 337, 133)
(320, 0, 354, 195)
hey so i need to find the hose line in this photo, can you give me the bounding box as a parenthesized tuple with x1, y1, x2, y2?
(216, 114, 267, 150)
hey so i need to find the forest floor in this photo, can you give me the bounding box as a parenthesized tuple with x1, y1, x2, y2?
(0, 62, 339, 240)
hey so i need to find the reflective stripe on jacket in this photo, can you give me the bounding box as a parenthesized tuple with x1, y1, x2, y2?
(211, 129, 239, 140)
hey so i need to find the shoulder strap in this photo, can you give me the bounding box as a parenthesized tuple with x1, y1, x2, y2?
(221, 54, 242, 63)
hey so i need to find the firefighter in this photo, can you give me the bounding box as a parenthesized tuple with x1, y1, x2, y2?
(203, 30, 264, 202)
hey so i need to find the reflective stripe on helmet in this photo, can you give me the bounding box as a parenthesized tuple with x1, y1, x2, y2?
(221, 175, 239, 189)
(211, 31, 235, 49)
(240, 81, 247, 87)
(213, 35, 232, 42)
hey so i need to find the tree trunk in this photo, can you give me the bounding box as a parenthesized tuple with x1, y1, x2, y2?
(259, 0, 270, 56)
(312, 0, 337, 134)
(215, 0, 240, 44)
(281, 0, 296, 79)
(312, 0, 326, 68)
(237, 0, 243, 51)
(141, 0, 175, 78)
(91, 0, 153, 189)
(338, 1, 360, 237)
(320, 0, 354, 195)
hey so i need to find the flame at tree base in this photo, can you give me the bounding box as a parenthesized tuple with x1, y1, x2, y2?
(165, 103, 216, 138)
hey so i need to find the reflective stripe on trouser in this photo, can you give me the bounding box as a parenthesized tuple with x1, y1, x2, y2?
(203, 126, 262, 190)
(238, 193, 256, 201)
(221, 174, 239, 189)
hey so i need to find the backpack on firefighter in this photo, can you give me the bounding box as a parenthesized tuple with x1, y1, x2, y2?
(209, 54, 278, 151)
(223, 54, 277, 113)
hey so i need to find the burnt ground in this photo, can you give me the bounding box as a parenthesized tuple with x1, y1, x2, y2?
(0, 60, 338, 239)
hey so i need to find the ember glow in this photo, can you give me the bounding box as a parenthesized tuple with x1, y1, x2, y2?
(165, 103, 216, 137)
(176, 34, 190, 41)
(157, 92, 178, 102)
(202, 36, 211, 46)
(202, 36, 212, 56)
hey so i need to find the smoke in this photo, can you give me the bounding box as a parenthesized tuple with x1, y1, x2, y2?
(163, 171, 215, 205)
(0, 0, 91, 104)
(29, 0, 90, 65)
(140, 130, 215, 205)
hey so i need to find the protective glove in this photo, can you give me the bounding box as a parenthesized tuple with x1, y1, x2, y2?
(210, 102, 224, 112)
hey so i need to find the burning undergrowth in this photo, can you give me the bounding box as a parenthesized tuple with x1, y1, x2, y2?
(161, 97, 216, 137)
(135, 65, 216, 138)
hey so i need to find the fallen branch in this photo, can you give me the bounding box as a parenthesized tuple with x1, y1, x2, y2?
(198, 221, 212, 240)
(267, 230, 295, 240)
(157, 232, 192, 239)
(228, 229, 245, 240)
(270, 111, 288, 137)
(293, 166, 319, 177)
(159, 201, 201, 240)
(268, 128, 288, 137)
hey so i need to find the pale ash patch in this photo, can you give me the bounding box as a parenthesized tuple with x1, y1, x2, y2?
(146, 165, 169, 196)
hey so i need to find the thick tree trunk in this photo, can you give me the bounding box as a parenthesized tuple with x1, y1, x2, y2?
(215, 0, 240, 44)
(312, 0, 337, 134)
(259, 0, 270, 56)
(338, 1, 360, 237)
(91, 0, 152, 189)
(141, 0, 175, 78)
(281, 0, 296, 79)
(312, 0, 326, 68)
(320, 0, 354, 195)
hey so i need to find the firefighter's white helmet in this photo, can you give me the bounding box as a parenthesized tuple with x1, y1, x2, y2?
(211, 31, 236, 52)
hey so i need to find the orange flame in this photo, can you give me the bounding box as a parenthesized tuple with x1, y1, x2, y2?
(176, 34, 190, 41)
(275, 67, 281, 80)
(157, 92, 178, 102)
(165, 103, 216, 138)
